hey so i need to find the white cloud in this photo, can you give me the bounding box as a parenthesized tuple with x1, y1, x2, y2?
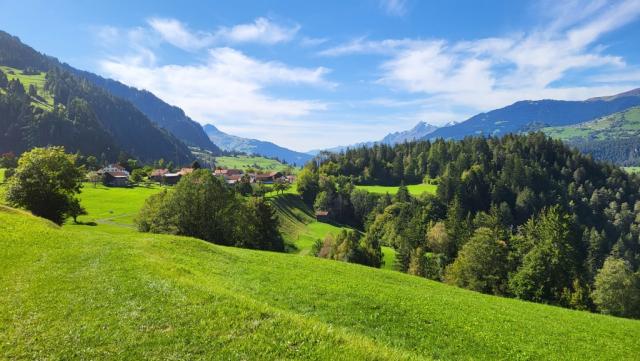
(380, 0, 408, 16)
(323, 0, 640, 122)
(99, 47, 333, 148)
(147, 17, 299, 51)
(148, 18, 214, 50)
(216, 17, 300, 44)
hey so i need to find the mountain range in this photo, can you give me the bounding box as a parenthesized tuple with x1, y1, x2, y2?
(3, 29, 640, 167)
(423, 92, 640, 140)
(203, 124, 312, 166)
(308, 121, 441, 155)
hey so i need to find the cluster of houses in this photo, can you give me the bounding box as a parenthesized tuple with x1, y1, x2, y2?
(97, 164, 295, 187)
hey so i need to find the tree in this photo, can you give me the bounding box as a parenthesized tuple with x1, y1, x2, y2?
(444, 227, 509, 295)
(85, 155, 98, 170)
(66, 198, 87, 224)
(273, 178, 291, 195)
(6, 147, 84, 224)
(7, 78, 25, 95)
(0, 69, 8, 88)
(243, 198, 284, 251)
(509, 206, 579, 304)
(130, 168, 147, 184)
(87, 171, 102, 188)
(28, 84, 37, 97)
(591, 257, 640, 318)
(297, 167, 319, 205)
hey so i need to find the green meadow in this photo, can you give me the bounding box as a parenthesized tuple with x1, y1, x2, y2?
(0, 65, 54, 110)
(214, 155, 294, 172)
(542, 106, 640, 141)
(356, 183, 437, 196)
(1, 204, 639, 360)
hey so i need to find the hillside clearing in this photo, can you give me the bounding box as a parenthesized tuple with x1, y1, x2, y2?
(1, 206, 639, 360)
(0, 65, 54, 110)
(356, 183, 437, 196)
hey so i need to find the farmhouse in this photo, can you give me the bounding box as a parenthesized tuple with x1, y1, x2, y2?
(97, 164, 130, 187)
(149, 168, 169, 182)
(213, 168, 243, 176)
(102, 171, 129, 187)
(253, 171, 284, 184)
(162, 167, 195, 185)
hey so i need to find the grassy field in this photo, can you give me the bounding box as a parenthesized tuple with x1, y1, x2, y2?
(356, 183, 437, 196)
(1, 205, 639, 360)
(0, 65, 54, 110)
(75, 183, 165, 226)
(214, 155, 294, 172)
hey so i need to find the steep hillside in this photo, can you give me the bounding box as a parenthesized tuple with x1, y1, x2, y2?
(203, 124, 312, 166)
(1, 206, 639, 360)
(69, 67, 221, 153)
(425, 89, 640, 140)
(542, 106, 640, 165)
(0, 30, 193, 164)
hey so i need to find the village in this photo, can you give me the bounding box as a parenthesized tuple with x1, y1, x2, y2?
(96, 163, 296, 188)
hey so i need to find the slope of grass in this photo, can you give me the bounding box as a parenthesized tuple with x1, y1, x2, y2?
(75, 183, 165, 227)
(269, 194, 352, 254)
(0, 65, 54, 110)
(214, 155, 293, 172)
(1, 206, 639, 360)
(542, 106, 640, 141)
(356, 183, 437, 196)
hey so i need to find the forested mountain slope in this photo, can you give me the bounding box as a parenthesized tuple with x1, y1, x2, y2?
(424, 90, 640, 140)
(0, 30, 193, 164)
(542, 106, 640, 166)
(69, 67, 221, 153)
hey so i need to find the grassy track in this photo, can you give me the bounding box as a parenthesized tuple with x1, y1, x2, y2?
(1, 205, 639, 360)
(356, 183, 437, 196)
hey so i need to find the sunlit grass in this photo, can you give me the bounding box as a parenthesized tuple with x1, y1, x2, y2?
(1, 205, 639, 360)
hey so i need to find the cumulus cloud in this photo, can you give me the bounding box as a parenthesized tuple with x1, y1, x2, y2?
(321, 0, 640, 120)
(100, 47, 332, 142)
(147, 17, 299, 51)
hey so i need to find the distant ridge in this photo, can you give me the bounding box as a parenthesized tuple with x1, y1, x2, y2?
(424, 89, 640, 140)
(203, 124, 312, 166)
(308, 121, 440, 155)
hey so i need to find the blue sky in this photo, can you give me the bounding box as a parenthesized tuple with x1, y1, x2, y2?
(2, 0, 640, 151)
